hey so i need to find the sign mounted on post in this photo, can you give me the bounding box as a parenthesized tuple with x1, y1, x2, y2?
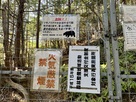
(123, 23, 136, 51)
(122, 5, 136, 22)
(67, 46, 100, 94)
(122, 5, 136, 51)
(41, 14, 80, 39)
(31, 49, 62, 91)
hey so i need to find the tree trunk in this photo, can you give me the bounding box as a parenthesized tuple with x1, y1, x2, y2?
(14, 0, 25, 68)
(2, 3, 11, 68)
(122, 0, 127, 4)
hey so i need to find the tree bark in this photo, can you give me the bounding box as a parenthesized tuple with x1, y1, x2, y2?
(6, 78, 29, 102)
(36, 0, 41, 48)
(14, 0, 25, 68)
(122, 0, 127, 4)
(2, 3, 11, 68)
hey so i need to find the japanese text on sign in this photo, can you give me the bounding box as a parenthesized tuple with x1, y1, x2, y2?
(32, 50, 61, 91)
(123, 23, 136, 51)
(67, 46, 100, 94)
(41, 14, 80, 39)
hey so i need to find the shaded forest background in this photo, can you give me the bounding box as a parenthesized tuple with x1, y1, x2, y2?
(0, 0, 136, 102)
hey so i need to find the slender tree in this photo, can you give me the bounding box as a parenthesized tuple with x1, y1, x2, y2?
(14, 0, 25, 68)
(2, 2, 11, 67)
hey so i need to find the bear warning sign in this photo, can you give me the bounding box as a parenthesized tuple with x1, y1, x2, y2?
(41, 14, 80, 39)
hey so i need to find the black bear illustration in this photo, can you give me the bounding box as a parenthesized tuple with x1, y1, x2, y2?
(63, 30, 75, 37)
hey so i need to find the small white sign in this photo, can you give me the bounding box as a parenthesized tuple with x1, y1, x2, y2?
(67, 46, 100, 94)
(122, 5, 136, 22)
(123, 23, 136, 51)
(31, 49, 61, 91)
(41, 14, 80, 39)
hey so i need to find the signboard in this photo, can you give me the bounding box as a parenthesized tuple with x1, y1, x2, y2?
(31, 49, 61, 91)
(67, 46, 100, 94)
(122, 5, 136, 22)
(41, 14, 80, 39)
(123, 23, 136, 51)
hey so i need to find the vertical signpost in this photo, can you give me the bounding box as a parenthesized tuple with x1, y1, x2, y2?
(32, 49, 61, 91)
(110, 0, 122, 101)
(103, 0, 113, 101)
(67, 46, 100, 94)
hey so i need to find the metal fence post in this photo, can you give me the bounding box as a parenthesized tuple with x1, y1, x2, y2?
(103, 0, 113, 102)
(110, 0, 122, 101)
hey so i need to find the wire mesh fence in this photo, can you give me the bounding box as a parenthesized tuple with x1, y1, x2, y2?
(0, 66, 136, 101)
(1, 0, 136, 102)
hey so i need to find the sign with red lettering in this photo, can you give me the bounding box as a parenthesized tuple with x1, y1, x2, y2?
(41, 14, 80, 39)
(67, 46, 100, 94)
(31, 49, 62, 91)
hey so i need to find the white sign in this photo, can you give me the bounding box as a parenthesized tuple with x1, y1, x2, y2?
(67, 46, 100, 94)
(32, 49, 61, 91)
(41, 14, 80, 39)
(122, 5, 136, 22)
(123, 23, 136, 51)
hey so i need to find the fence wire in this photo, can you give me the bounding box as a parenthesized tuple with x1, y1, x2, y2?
(0, 0, 136, 102)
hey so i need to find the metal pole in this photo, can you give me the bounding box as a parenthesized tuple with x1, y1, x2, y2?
(103, 0, 113, 101)
(110, 0, 122, 101)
